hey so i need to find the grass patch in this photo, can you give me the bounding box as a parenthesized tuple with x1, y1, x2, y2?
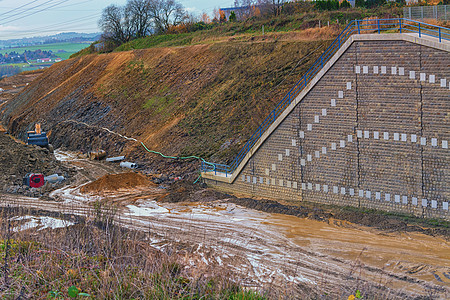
(116, 33, 194, 51)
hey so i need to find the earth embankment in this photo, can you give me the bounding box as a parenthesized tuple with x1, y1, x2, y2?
(1, 37, 329, 168)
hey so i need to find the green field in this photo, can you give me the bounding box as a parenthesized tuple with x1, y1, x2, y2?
(0, 42, 90, 59)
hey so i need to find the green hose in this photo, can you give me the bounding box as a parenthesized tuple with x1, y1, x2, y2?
(140, 142, 215, 184)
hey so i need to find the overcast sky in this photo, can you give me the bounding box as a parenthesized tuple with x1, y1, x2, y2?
(0, 0, 236, 40)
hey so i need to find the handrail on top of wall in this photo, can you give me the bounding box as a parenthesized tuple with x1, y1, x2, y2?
(201, 18, 450, 176)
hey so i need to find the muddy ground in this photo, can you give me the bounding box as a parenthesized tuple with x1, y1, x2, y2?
(0, 134, 448, 298)
(1, 131, 448, 238)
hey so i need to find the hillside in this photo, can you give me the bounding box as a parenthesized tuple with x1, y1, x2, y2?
(1, 28, 333, 170)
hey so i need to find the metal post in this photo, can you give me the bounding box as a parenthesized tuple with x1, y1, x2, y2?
(320, 55, 323, 68)
(357, 20, 360, 34)
(377, 19, 380, 34)
(439, 27, 441, 42)
(399, 18, 402, 33)
(338, 35, 340, 48)
(419, 23, 421, 37)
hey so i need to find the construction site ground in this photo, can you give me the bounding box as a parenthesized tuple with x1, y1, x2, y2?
(0, 133, 449, 299)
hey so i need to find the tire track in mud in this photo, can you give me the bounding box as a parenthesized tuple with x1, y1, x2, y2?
(1, 190, 448, 298)
(0, 157, 448, 298)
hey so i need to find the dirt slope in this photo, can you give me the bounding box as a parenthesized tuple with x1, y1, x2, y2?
(0, 34, 330, 168)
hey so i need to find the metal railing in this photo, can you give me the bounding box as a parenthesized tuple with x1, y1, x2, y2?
(201, 18, 450, 176)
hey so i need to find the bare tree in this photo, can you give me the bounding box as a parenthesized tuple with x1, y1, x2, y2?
(98, 0, 186, 48)
(148, 0, 185, 33)
(126, 0, 153, 38)
(98, 5, 132, 45)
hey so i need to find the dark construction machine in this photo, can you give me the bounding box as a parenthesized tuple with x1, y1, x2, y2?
(27, 123, 53, 152)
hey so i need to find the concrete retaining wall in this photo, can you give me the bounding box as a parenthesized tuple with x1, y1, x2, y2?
(204, 35, 449, 220)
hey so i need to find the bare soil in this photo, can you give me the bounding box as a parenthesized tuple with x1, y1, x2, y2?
(80, 172, 152, 194)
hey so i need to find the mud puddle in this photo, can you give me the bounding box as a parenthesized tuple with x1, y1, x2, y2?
(1, 150, 448, 298)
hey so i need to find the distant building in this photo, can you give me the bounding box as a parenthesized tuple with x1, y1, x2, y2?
(54, 58, 62, 62)
(37, 58, 51, 63)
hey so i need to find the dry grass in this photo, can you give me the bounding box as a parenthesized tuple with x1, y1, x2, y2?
(0, 204, 266, 299)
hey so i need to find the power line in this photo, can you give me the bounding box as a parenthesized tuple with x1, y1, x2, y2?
(0, 0, 42, 17)
(0, 0, 60, 23)
(3, 12, 101, 33)
(1, 0, 71, 26)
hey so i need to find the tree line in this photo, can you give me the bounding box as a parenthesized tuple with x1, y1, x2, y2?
(99, 0, 185, 48)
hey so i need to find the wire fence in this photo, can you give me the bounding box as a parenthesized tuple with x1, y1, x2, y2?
(403, 5, 450, 21)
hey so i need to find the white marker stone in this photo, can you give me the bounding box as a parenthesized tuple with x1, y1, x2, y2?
(420, 73, 426, 81)
(422, 199, 427, 207)
(429, 75, 435, 83)
(394, 133, 399, 141)
(373, 66, 379, 74)
(357, 130, 363, 138)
